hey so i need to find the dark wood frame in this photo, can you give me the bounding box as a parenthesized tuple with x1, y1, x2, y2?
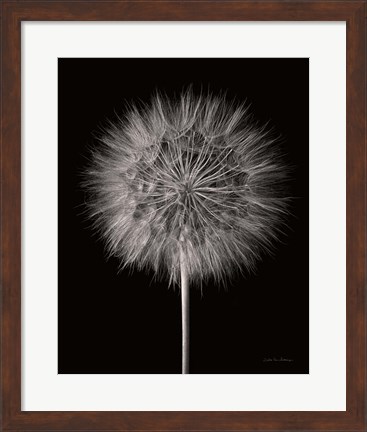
(1, 1, 366, 431)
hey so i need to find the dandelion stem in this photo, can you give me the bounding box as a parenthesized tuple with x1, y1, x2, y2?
(179, 243, 189, 374)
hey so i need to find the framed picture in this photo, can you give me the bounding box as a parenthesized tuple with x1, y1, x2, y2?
(1, 1, 365, 431)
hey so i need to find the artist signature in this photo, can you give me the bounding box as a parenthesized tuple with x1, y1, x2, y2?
(263, 357, 294, 362)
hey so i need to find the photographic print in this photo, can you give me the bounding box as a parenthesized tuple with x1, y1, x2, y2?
(58, 58, 309, 374)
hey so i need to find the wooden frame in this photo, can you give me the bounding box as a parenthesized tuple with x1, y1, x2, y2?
(1, 1, 365, 431)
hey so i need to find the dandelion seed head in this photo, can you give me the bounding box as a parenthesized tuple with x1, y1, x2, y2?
(84, 89, 290, 285)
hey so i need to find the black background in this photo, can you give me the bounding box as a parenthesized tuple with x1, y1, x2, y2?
(58, 58, 309, 374)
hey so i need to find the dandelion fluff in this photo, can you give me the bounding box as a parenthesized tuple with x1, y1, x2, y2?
(84, 90, 289, 285)
(84, 89, 290, 373)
